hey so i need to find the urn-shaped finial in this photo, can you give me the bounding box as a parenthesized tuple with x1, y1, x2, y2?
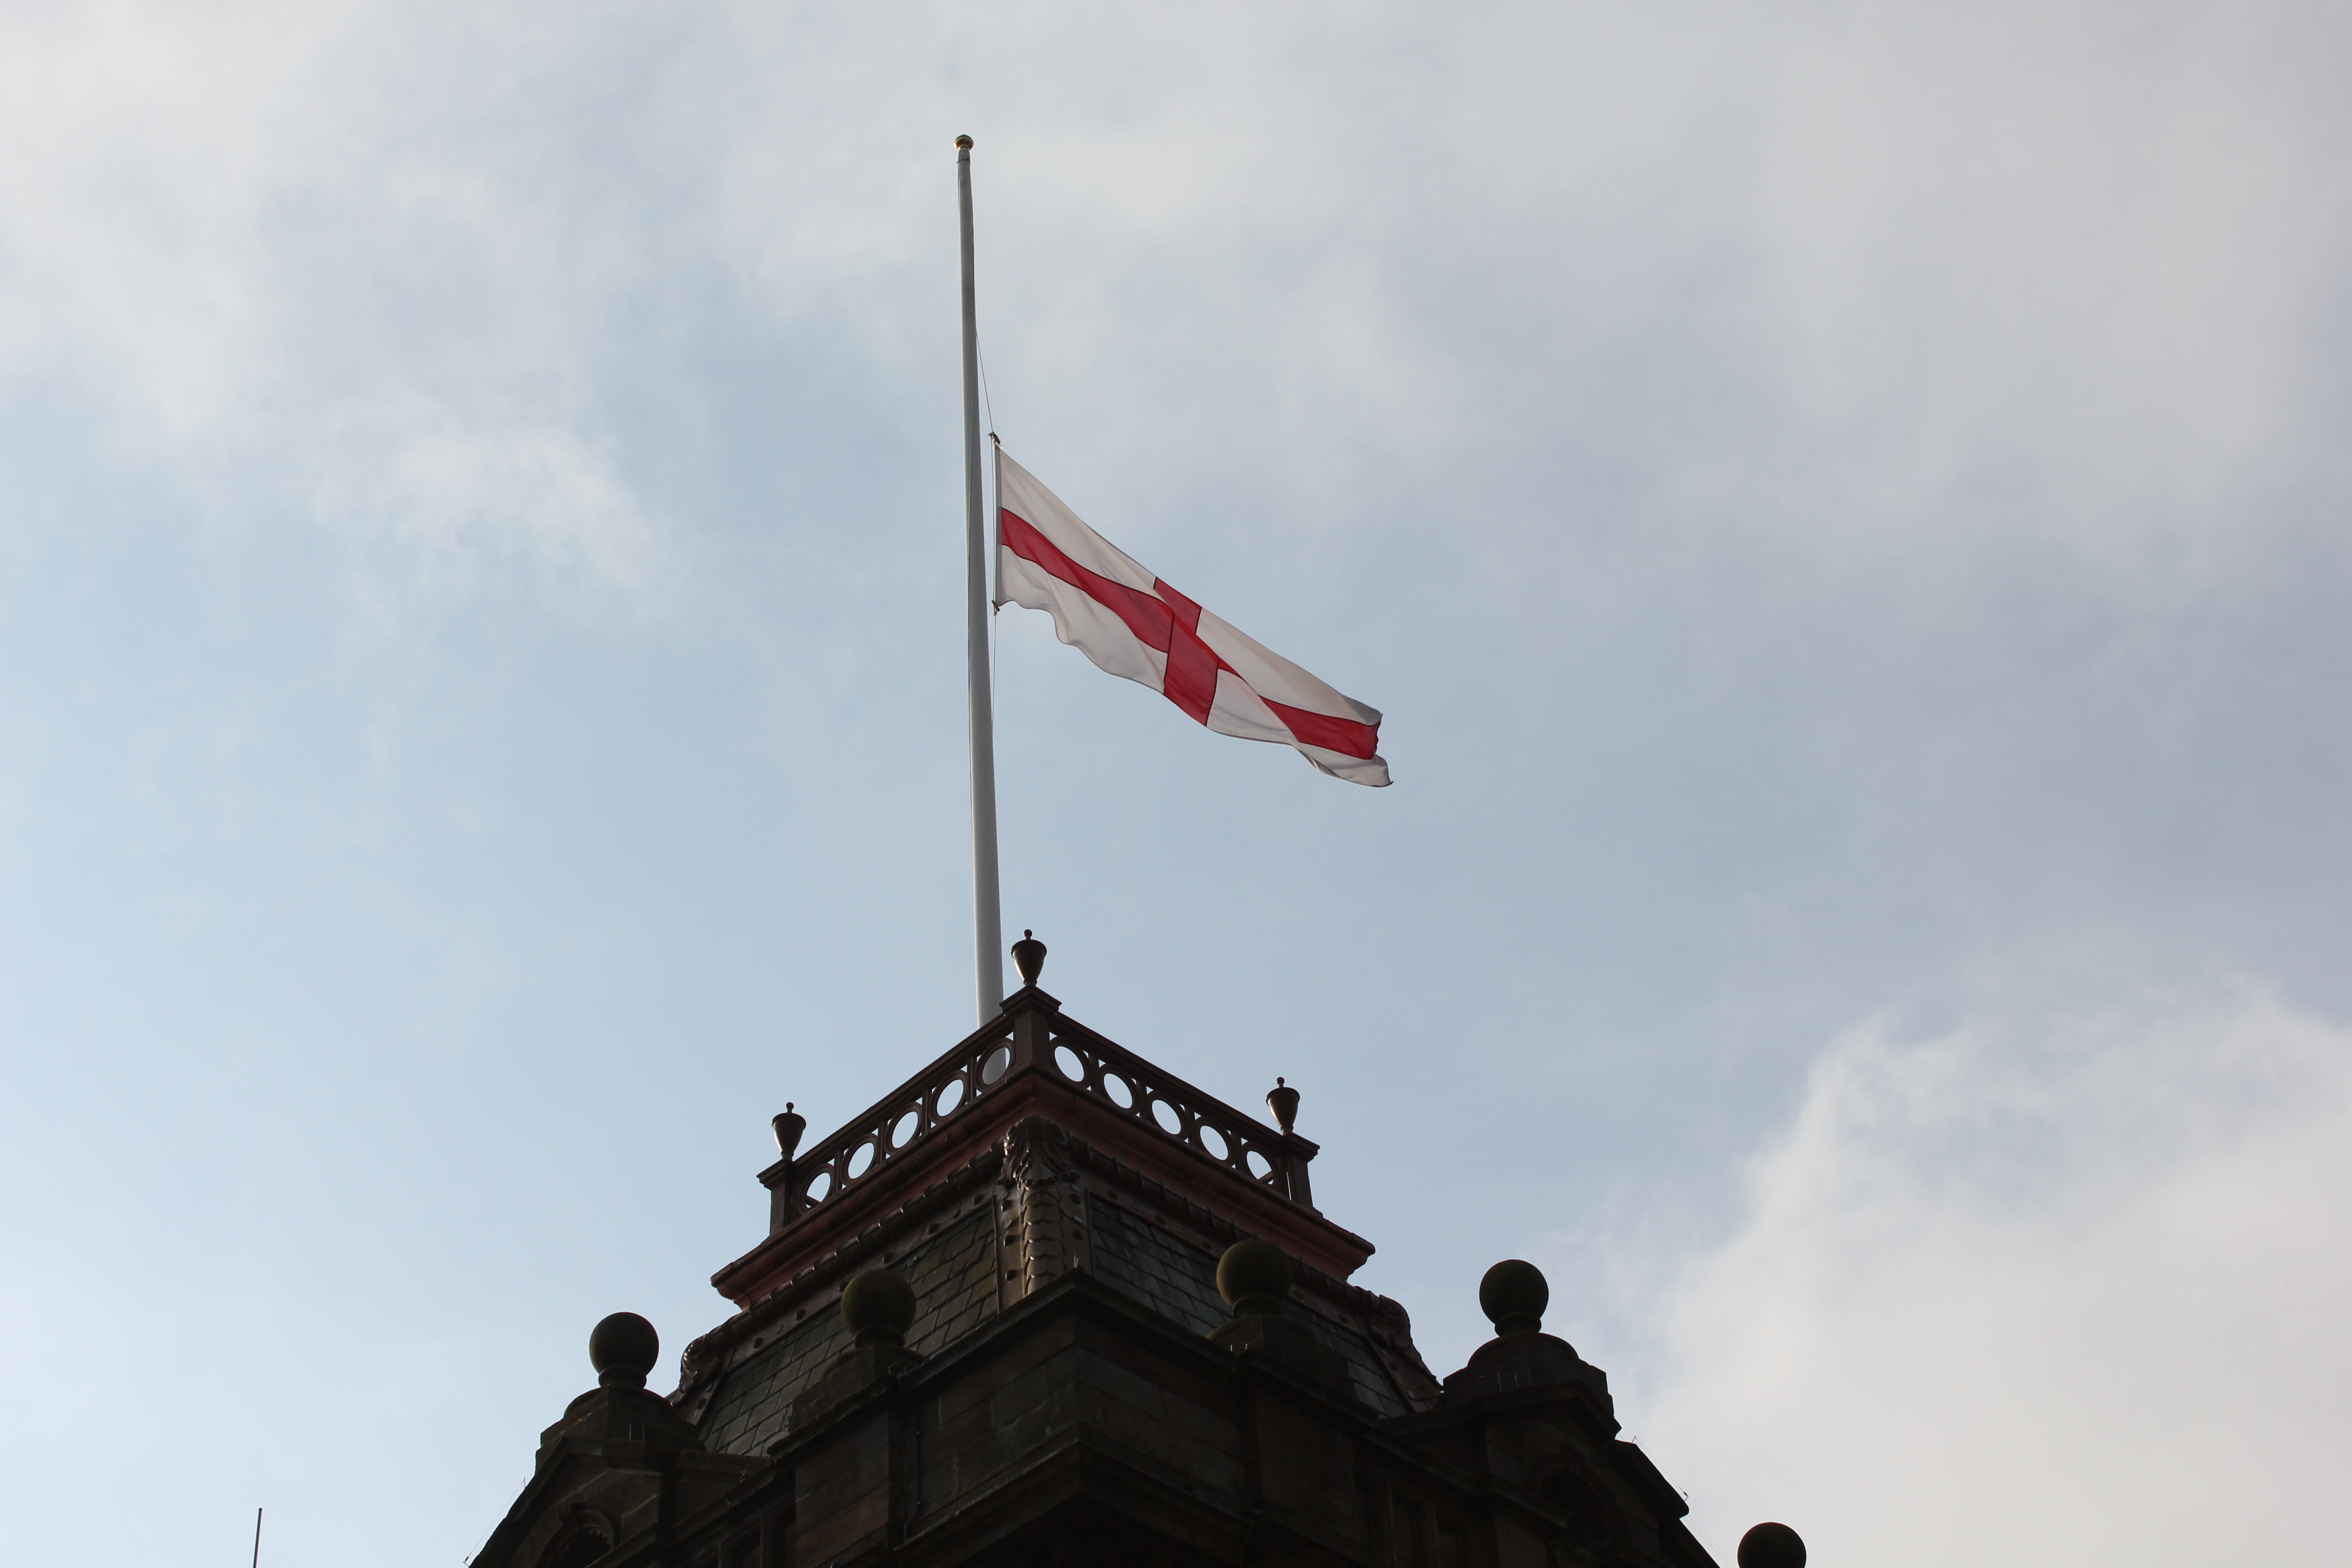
(1010, 929, 1047, 987)
(1264, 1076, 1299, 1134)
(772, 1102, 805, 1161)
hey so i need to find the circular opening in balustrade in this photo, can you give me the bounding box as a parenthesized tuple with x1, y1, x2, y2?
(1102, 1073, 1133, 1109)
(1151, 1099, 1183, 1136)
(847, 1141, 877, 1178)
(1246, 1149, 1273, 1179)
(804, 1172, 833, 1203)
(891, 1110, 921, 1149)
(981, 1045, 1011, 1085)
(1054, 1044, 1087, 1083)
(1199, 1125, 1229, 1160)
(935, 1078, 965, 1116)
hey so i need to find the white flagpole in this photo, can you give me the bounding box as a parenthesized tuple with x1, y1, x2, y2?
(956, 134, 1004, 1022)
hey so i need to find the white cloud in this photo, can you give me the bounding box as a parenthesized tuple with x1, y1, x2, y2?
(0, 10, 2347, 1559)
(0, 1, 687, 609)
(1647, 992, 2352, 1566)
(314, 409, 677, 616)
(1, 1, 2342, 643)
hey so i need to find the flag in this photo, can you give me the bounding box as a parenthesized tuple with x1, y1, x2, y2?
(993, 448, 1391, 786)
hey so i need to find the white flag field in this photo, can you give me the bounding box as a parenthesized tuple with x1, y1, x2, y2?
(993, 449, 1391, 787)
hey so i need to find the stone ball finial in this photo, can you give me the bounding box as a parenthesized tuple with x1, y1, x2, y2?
(840, 1268, 917, 1348)
(1737, 1522, 1806, 1568)
(1478, 1259, 1549, 1337)
(588, 1312, 660, 1390)
(1010, 929, 1047, 987)
(1216, 1238, 1294, 1318)
(1264, 1076, 1299, 1135)
(773, 1103, 806, 1160)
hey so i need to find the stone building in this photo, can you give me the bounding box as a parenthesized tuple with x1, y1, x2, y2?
(470, 940, 1804, 1568)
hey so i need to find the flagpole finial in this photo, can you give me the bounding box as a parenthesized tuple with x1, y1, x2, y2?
(955, 134, 973, 150)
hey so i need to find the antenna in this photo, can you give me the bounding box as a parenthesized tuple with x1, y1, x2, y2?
(252, 1507, 264, 1568)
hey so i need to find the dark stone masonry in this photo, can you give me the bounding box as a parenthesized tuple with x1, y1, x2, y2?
(470, 948, 1805, 1568)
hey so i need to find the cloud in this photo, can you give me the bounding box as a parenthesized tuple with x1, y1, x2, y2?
(0, 9, 2347, 1561)
(311, 408, 678, 620)
(0, 1, 690, 610)
(1646, 991, 2352, 1566)
(13, 5, 2345, 559)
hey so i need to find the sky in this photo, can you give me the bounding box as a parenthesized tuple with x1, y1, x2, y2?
(1, 3, 2347, 1564)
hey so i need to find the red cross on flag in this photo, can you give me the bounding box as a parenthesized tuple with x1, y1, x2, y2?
(993, 447, 1390, 786)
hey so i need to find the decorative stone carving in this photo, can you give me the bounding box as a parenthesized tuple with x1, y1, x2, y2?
(534, 1509, 613, 1568)
(996, 1115, 1093, 1305)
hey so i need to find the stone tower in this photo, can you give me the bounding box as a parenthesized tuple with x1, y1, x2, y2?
(469, 941, 1801, 1568)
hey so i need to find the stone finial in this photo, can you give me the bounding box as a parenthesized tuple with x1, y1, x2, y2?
(538, 1312, 705, 1465)
(1738, 1523, 1806, 1568)
(1010, 929, 1047, 987)
(840, 1269, 917, 1350)
(1215, 1238, 1294, 1319)
(1443, 1257, 1602, 1403)
(588, 1312, 659, 1390)
(1207, 1237, 1350, 1393)
(1478, 1259, 1548, 1337)
(788, 1266, 926, 1431)
(772, 1103, 805, 1160)
(1264, 1076, 1299, 1134)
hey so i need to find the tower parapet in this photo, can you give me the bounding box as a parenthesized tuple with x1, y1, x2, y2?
(468, 941, 1796, 1567)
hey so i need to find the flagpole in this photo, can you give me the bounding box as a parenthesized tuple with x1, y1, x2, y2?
(956, 134, 1005, 1023)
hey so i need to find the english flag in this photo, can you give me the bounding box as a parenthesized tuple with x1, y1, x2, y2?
(993, 448, 1390, 786)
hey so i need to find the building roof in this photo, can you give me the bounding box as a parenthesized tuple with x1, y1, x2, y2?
(669, 974, 1440, 1440)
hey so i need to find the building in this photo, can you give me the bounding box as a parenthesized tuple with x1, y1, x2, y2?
(469, 938, 1805, 1568)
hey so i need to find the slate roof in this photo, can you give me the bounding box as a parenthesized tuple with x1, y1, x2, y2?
(1089, 1200, 1411, 1419)
(698, 1206, 1000, 1456)
(1088, 1198, 1228, 1338)
(697, 1164, 1411, 1460)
